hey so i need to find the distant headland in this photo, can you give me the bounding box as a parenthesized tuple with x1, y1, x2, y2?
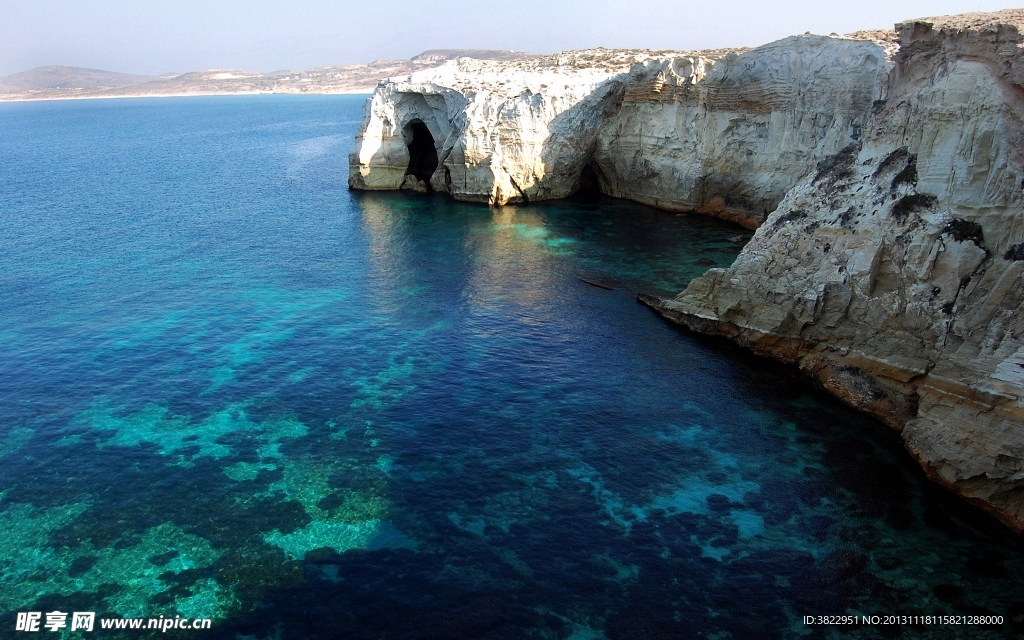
(0, 50, 536, 102)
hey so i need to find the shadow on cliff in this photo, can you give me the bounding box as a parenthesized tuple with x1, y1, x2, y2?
(405, 119, 439, 185)
(527, 77, 632, 203)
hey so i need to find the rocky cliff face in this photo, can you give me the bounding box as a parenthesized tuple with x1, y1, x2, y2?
(349, 9, 1024, 532)
(646, 10, 1024, 532)
(349, 36, 894, 224)
(594, 35, 895, 228)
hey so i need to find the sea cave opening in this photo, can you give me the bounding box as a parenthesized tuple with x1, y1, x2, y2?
(404, 120, 439, 187)
(574, 162, 604, 202)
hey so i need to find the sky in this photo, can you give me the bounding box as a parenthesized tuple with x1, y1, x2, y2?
(0, 1, 1015, 76)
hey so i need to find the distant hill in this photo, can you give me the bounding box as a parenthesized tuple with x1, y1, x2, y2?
(411, 49, 536, 63)
(0, 51, 539, 101)
(0, 66, 156, 92)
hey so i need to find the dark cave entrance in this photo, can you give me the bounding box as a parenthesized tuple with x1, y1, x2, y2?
(405, 120, 439, 187)
(574, 162, 604, 202)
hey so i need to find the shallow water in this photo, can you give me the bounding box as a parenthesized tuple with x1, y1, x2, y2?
(0, 95, 1021, 639)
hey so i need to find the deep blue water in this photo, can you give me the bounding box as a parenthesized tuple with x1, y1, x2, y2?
(1, 96, 1022, 639)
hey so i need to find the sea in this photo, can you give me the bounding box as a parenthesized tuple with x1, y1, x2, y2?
(0, 95, 1021, 639)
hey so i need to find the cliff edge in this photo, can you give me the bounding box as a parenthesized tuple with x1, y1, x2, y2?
(349, 9, 1024, 532)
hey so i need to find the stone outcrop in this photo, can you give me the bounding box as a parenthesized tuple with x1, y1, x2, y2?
(349, 9, 1024, 532)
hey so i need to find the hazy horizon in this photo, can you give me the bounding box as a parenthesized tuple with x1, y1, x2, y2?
(1, 1, 1014, 76)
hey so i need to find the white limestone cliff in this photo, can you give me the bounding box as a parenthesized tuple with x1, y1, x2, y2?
(349, 37, 894, 226)
(349, 50, 660, 205)
(594, 35, 897, 228)
(349, 9, 1024, 531)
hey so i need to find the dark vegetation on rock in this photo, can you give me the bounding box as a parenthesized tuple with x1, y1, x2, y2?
(1004, 243, 1024, 261)
(771, 209, 808, 230)
(890, 161, 918, 191)
(942, 219, 985, 247)
(812, 143, 860, 188)
(873, 147, 911, 178)
(891, 194, 936, 221)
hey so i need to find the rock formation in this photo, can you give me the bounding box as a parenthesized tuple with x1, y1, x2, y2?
(349, 9, 1024, 532)
(349, 50, 659, 203)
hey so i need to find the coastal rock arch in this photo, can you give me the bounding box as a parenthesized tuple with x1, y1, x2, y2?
(402, 119, 439, 186)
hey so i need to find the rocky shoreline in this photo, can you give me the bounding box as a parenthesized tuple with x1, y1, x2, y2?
(349, 9, 1024, 532)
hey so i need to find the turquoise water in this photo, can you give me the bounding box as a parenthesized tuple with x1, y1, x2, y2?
(0, 95, 1021, 639)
